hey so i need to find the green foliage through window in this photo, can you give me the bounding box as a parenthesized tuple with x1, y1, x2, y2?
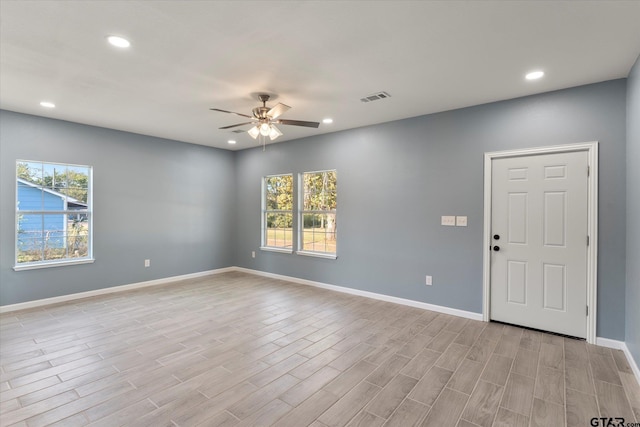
(300, 170, 337, 255)
(263, 174, 293, 248)
(16, 160, 92, 266)
(261, 171, 337, 256)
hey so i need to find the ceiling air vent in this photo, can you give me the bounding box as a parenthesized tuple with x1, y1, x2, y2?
(360, 91, 391, 103)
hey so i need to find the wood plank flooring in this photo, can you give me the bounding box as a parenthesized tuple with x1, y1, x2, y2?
(1, 271, 638, 426)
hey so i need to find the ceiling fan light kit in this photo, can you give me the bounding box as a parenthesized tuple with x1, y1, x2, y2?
(248, 123, 283, 141)
(247, 126, 260, 139)
(259, 122, 271, 135)
(211, 94, 319, 145)
(268, 124, 282, 140)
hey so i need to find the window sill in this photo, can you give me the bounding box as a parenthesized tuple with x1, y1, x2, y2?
(260, 247, 293, 254)
(13, 258, 95, 271)
(296, 251, 337, 260)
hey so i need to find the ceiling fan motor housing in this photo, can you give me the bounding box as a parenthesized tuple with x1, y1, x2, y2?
(211, 92, 319, 136)
(253, 106, 270, 120)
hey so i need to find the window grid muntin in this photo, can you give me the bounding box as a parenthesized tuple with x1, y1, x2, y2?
(299, 170, 337, 255)
(15, 160, 93, 267)
(262, 174, 293, 249)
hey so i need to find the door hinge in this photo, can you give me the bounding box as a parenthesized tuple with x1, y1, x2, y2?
(587, 235, 590, 246)
(587, 166, 590, 177)
(586, 305, 589, 316)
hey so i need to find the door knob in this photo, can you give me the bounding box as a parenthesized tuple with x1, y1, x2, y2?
(493, 234, 500, 240)
(493, 246, 500, 251)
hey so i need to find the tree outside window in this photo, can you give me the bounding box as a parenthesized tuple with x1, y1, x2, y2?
(16, 160, 92, 267)
(262, 174, 293, 250)
(299, 170, 337, 255)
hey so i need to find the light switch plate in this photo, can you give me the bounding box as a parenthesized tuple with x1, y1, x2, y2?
(441, 216, 456, 226)
(456, 216, 468, 226)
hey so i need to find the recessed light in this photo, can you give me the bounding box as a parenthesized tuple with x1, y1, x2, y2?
(525, 70, 544, 80)
(227, 140, 236, 145)
(322, 118, 333, 124)
(39, 101, 55, 108)
(107, 35, 131, 48)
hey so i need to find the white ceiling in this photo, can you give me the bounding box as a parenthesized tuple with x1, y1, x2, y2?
(1, 1, 639, 151)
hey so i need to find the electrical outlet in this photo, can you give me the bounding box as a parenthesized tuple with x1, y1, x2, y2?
(426, 275, 432, 286)
(441, 216, 456, 226)
(144, 259, 150, 267)
(456, 216, 468, 226)
(251, 251, 256, 258)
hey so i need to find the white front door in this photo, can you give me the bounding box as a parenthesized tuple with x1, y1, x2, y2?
(490, 151, 589, 338)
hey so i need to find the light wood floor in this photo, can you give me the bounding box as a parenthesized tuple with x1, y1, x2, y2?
(1, 272, 638, 427)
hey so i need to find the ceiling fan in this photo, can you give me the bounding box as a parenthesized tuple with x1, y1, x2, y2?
(210, 94, 319, 141)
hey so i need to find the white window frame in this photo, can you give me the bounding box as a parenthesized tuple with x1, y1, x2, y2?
(14, 160, 94, 271)
(260, 173, 294, 253)
(297, 169, 337, 259)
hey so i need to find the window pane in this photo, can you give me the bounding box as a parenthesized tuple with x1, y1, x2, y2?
(61, 165, 90, 204)
(42, 163, 63, 193)
(300, 170, 337, 255)
(43, 213, 66, 260)
(19, 214, 90, 263)
(16, 160, 92, 266)
(265, 212, 292, 248)
(67, 214, 89, 258)
(63, 188, 89, 207)
(17, 180, 44, 211)
(302, 171, 337, 211)
(43, 188, 66, 212)
(302, 213, 335, 252)
(17, 214, 44, 263)
(284, 229, 292, 248)
(302, 230, 315, 252)
(266, 190, 278, 210)
(324, 230, 336, 253)
(265, 175, 293, 211)
(263, 174, 293, 249)
(17, 161, 43, 186)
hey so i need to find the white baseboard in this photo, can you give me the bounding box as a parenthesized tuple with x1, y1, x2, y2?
(596, 337, 640, 385)
(596, 337, 626, 350)
(621, 343, 640, 385)
(239, 267, 638, 384)
(1, 265, 481, 320)
(233, 267, 483, 321)
(0, 267, 235, 314)
(3, 265, 638, 386)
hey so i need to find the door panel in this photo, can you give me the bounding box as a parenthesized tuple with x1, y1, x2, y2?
(508, 193, 528, 244)
(490, 151, 588, 338)
(543, 263, 565, 311)
(544, 191, 566, 247)
(507, 261, 527, 304)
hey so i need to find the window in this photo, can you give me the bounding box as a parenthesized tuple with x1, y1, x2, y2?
(261, 174, 293, 252)
(298, 170, 337, 257)
(15, 160, 93, 270)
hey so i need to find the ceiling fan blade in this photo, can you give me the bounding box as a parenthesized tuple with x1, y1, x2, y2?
(266, 103, 291, 120)
(275, 119, 320, 128)
(210, 108, 253, 119)
(219, 121, 254, 130)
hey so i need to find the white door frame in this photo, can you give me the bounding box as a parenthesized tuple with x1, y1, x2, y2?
(482, 142, 599, 343)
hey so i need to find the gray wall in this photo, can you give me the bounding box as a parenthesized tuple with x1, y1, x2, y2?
(0, 110, 236, 305)
(0, 79, 629, 341)
(626, 55, 640, 367)
(235, 80, 628, 340)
